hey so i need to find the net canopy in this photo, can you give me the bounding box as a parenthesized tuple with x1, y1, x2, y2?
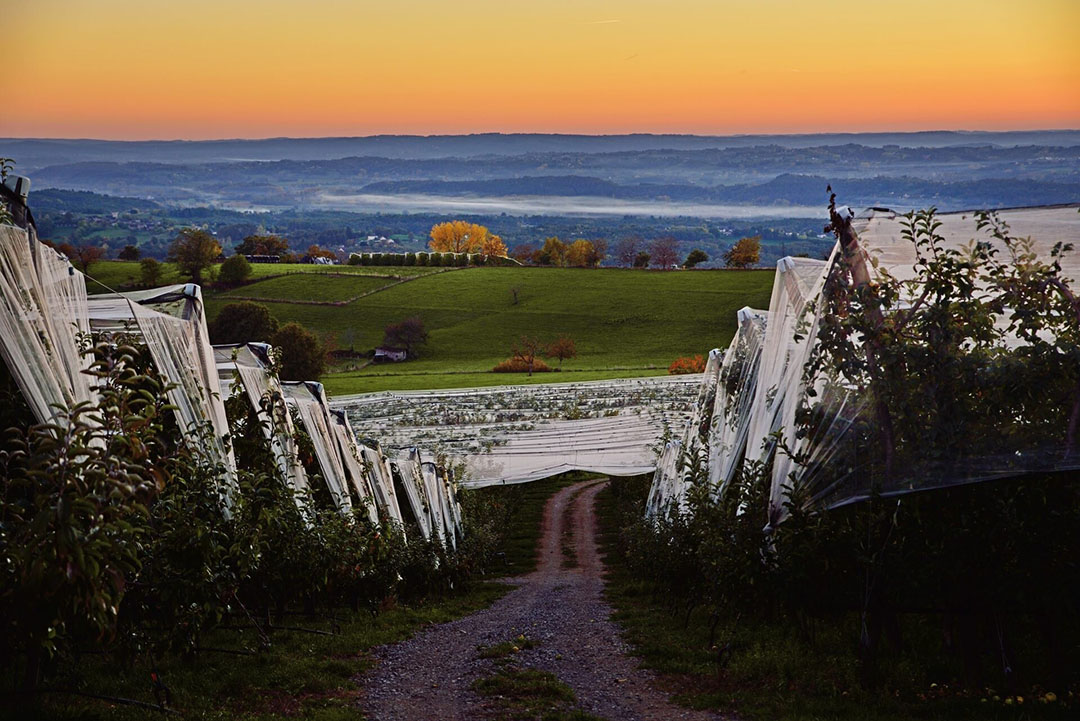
(215, 343, 310, 503)
(0, 224, 96, 424)
(650, 204, 1080, 526)
(1, 210, 452, 541)
(87, 284, 238, 495)
(333, 377, 699, 488)
(281, 381, 355, 513)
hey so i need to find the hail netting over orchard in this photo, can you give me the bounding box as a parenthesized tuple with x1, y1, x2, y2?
(649, 204, 1080, 526)
(333, 376, 701, 488)
(0, 200, 461, 545)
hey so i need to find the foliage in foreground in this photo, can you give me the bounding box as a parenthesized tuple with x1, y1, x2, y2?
(600, 478, 1079, 721)
(0, 340, 517, 708)
(603, 207, 1080, 719)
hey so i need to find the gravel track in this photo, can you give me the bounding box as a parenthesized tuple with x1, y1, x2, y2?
(359, 479, 725, 720)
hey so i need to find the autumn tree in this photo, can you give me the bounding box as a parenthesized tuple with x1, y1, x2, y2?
(510, 243, 538, 265)
(650, 236, 679, 269)
(71, 244, 105, 273)
(684, 249, 708, 268)
(273, 322, 327, 380)
(208, 301, 279, 345)
(615, 235, 642, 267)
(723, 235, 761, 268)
(511, 335, 543, 376)
(168, 228, 221, 283)
(546, 335, 577, 369)
(236, 234, 290, 256)
(536, 237, 567, 267)
(633, 251, 651, 268)
(118, 244, 140, 261)
(565, 239, 597, 268)
(587, 238, 608, 266)
(480, 233, 508, 258)
(429, 221, 506, 256)
(306, 244, 337, 261)
(383, 316, 429, 356)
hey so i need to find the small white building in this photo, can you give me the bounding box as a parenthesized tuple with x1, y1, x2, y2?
(374, 346, 407, 362)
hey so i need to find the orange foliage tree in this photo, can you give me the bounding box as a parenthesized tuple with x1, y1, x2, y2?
(546, 335, 577, 368)
(429, 221, 507, 256)
(565, 240, 597, 268)
(668, 354, 706, 375)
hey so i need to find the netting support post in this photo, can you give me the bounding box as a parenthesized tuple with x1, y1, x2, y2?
(825, 190, 896, 481)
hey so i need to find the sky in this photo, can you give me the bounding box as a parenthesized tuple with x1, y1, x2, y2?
(2, 0, 1078, 140)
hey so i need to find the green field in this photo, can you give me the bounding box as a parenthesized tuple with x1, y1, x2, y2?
(88, 262, 774, 396)
(219, 273, 397, 303)
(85, 260, 440, 294)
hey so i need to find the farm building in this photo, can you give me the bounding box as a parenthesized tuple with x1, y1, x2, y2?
(374, 346, 407, 362)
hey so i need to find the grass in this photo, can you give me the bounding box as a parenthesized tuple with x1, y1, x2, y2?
(219, 273, 396, 303)
(593, 481, 1076, 721)
(480, 472, 595, 576)
(7, 583, 510, 721)
(322, 368, 669, 395)
(471, 667, 605, 721)
(476, 634, 540, 659)
(87, 262, 773, 395)
(84, 260, 440, 294)
(209, 266, 774, 395)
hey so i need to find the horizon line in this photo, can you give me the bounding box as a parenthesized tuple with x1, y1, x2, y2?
(3, 128, 1079, 144)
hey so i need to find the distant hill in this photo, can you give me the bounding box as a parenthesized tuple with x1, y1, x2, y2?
(30, 188, 161, 214)
(3, 130, 1079, 172)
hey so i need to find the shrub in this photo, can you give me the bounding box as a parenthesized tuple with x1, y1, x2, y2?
(218, 254, 252, 285)
(492, 357, 553, 373)
(208, 301, 279, 345)
(139, 257, 163, 287)
(272, 322, 327, 380)
(668, 354, 706, 374)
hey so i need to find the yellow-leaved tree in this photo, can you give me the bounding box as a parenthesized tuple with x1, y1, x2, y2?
(429, 221, 507, 256)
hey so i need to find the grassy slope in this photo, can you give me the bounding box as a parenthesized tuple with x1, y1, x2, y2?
(219, 273, 395, 303)
(87, 261, 774, 395)
(85, 260, 438, 293)
(206, 267, 775, 395)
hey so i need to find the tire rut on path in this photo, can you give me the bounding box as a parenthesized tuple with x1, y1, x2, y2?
(359, 479, 726, 721)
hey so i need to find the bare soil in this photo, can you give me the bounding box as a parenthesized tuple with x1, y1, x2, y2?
(358, 479, 726, 720)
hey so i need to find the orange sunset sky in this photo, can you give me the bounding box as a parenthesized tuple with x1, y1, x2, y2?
(2, 0, 1078, 140)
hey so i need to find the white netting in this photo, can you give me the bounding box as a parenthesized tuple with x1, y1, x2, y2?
(215, 343, 310, 502)
(359, 442, 407, 529)
(707, 308, 768, 494)
(649, 204, 1080, 525)
(88, 286, 238, 497)
(282, 381, 353, 513)
(0, 224, 96, 423)
(330, 409, 379, 524)
(334, 376, 699, 488)
(391, 452, 434, 540)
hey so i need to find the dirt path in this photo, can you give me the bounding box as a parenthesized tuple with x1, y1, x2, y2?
(359, 479, 725, 720)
